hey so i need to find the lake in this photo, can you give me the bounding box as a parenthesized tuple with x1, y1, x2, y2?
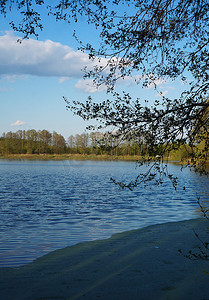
(0, 159, 208, 267)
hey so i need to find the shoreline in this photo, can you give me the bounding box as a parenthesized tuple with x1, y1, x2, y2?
(0, 153, 144, 161)
(0, 218, 209, 299)
(1, 154, 208, 166)
(0, 153, 183, 164)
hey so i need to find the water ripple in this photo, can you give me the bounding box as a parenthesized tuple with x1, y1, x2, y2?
(0, 159, 208, 267)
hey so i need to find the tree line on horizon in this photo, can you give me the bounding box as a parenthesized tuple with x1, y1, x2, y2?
(0, 129, 146, 156)
(0, 128, 201, 161)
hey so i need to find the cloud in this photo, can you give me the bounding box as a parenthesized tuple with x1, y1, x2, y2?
(75, 74, 168, 93)
(75, 79, 107, 93)
(0, 32, 168, 94)
(11, 120, 26, 126)
(146, 78, 167, 89)
(116, 75, 167, 89)
(59, 77, 70, 83)
(0, 32, 100, 78)
(116, 75, 142, 86)
(75, 75, 143, 93)
(74, 74, 167, 93)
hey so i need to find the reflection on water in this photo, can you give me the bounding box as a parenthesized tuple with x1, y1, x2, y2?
(0, 159, 208, 267)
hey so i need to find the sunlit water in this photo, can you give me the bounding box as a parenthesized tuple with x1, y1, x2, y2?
(0, 159, 208, 267)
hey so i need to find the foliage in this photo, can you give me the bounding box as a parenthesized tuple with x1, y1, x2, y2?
(0, 129, 66, 155)
(0, 129, 141, 155)
(1, 129, 203, 161)
(62, 0, 209, 186)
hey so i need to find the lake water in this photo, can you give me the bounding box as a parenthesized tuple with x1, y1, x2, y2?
(0, 159, 208, 267)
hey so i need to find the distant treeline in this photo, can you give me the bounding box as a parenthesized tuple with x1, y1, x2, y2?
(0, 130, 66, 155)
(0, 129, 146, 156)
(0, 129, 199, 161)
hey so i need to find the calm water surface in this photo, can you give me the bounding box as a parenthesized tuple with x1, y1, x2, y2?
(0, 159, 208, 267)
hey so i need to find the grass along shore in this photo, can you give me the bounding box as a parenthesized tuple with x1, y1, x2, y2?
(1, 153, 208, 167)
(0, 153, 145, 161)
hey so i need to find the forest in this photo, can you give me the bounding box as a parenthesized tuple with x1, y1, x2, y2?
(0, 129, 150, 156)
(0, 128, 204, 162)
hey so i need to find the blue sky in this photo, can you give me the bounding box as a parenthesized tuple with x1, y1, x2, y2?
(0, 6, 187, 140)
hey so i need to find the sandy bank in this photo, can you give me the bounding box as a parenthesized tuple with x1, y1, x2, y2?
(0, 218, 209, 300)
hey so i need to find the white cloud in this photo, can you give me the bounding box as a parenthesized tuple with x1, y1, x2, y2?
(75, 74, 168, 94)
(116, 75, 142, 86)
(0, 74, 27, 82)
(59, 77, 71, 83)
(75, 75, 143, 93)
(75, 79, 107, 93)
(117, 75, 167, 89)
(146, 78, 167, 89)
(11, 120, 26, 126)
(0, 32, 100, 78)
(0, 32, 169, 94)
